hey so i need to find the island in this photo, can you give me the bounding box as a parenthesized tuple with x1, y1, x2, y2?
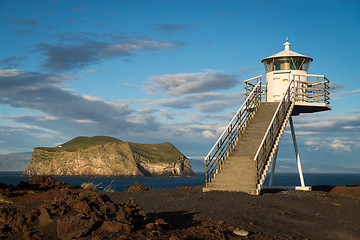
(23, 136, 194, 177)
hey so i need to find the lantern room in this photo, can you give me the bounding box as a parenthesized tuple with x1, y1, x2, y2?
(262, 41, 312, 73)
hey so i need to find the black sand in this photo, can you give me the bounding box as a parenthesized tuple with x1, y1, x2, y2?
(107, 188, 360, 239)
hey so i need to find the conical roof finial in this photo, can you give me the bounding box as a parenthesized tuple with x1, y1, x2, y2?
(283, 37, 291, 50)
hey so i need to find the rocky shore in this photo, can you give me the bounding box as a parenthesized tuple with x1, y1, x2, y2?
(1, 176, 359, 239)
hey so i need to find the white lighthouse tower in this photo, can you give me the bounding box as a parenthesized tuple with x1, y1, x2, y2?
(260, 39, 331, 189)
(204, 39, 331, 194)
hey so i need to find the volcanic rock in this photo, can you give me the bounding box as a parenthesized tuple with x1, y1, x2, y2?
(56, 216, 95, 239)
(19, 176, 74, 190)
(38, 207, 53, 226)
(101, 221, 132, 233)
(125, 182, 153, 192)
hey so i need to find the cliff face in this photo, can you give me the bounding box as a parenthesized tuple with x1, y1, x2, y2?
(23, 136, 194, 177)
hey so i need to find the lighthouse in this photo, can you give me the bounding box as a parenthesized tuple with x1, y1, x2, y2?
(204, 39, 331, 194)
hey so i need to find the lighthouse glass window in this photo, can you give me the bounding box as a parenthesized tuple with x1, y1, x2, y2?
(264, 62, 272, 72)
(302, 61, 310, 71)
(264, 58, 311, 72)
(274, 58, 289, 70)
(264, 60, 287, 71)
(290, 57, 310, 71)
(290, 59, 301, 70)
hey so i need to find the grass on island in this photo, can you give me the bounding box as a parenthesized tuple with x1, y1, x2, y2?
(35, 136, 184, 164)
(129, 142, 183, 163)
(36, 136, 122, 152)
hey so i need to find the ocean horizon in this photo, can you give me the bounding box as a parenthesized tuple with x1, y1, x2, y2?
(1, 171, 359, 192)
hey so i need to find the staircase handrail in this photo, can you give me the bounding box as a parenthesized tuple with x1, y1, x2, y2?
(205, 81, 261, 160)
(205, 78, 262, 184)
(253, 79, 294, 181)
(244, 75, 263, 83)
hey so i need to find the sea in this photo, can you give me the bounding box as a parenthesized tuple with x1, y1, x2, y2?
(1, 171, 360, 192)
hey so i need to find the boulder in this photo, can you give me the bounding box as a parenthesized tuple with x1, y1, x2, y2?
(56, 216, 95, 239)
(100, 221, 132, 234)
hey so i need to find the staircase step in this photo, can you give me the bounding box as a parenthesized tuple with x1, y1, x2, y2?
(220, 161, 253, 167)
(220, 160, 253, 166)
(212, 175, 255, 183)
(231, 145, 261, 149)
(229, 152, 257, 158)
(209, 181, 255, 188)
(207, 183, 255, 192)
(203, 187, 254, 193)
(215, 171, 254, 178)
(221, 162, 253, 166)
(224, 156, 251, 161)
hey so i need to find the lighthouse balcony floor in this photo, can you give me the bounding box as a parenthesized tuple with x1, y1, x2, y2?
(292, 102, 331, 115)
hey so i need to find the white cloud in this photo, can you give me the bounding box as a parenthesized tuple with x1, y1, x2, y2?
(143, 91, 245, 113)
(74, 119, 96, 124)
(36, 34, 184, 72)
(329, 82, 344, 91)
(304, 139, 351, 152)
(201, 130, 216, 139)
(147, 69, 240, 95)
(295, 120, 335, 129)
(0, 69, 161, 139)
(343, 126, 360, 130)
(0, 69, 21, 77)
(284, 130, 318, 136)
(294, 113, 360, 133)
(332, 88, 360, 98)
(82, 95, 102, 102)
(329, 139, 351, 151)
(42, 115, 59, 121)
(103, 39, 175, 56)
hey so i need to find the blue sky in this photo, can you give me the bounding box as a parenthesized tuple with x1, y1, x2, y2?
(0, 0, 359, 173)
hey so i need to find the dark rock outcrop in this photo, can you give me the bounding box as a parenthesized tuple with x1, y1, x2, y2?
(125, 182, 153, 192)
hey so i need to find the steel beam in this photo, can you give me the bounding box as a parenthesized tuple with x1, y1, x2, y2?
(289, 116, 305, 187)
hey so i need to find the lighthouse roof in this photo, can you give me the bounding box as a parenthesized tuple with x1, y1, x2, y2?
(261, 40, 313, 62)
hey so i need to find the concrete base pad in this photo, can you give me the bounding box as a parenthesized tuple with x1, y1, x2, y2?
(262, 186, 312, 191)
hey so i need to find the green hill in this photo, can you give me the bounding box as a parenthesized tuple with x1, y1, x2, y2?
(36, 136, 122, 152)
(129, 142, 183, 163)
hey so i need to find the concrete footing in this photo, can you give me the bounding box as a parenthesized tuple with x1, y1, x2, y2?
(262, 186, 312, 191)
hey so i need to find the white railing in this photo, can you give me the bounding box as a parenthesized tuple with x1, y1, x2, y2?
(292, 74, 330, 105)
(205, 76, 262, 185)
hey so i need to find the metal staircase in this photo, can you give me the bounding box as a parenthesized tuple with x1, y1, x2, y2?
(204, 74, 329, 195)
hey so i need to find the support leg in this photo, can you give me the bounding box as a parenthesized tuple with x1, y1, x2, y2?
(289, 116, 305, 187)
(269, 148, 278, 186)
